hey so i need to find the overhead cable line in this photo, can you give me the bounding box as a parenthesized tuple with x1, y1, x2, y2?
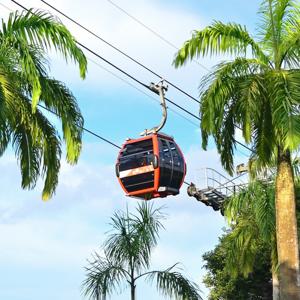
(37, 104, 121, 149)
(73, 44, 253, 153)
(75, 40, 202, 122)
(10, 0, 253, 154)
(11, 0, 201, 123)
(1, 2, 240, 188)
(104, 0, 210, 72)
(87, 56, 200, 128)
(39, 0, 202, 105)
(0, 3, 122, 150)
(36, 0, 251, 152)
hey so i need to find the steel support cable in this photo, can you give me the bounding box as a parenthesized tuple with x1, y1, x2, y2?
(76, 42, 253, 154)
(36, 0, 249, 148)
(75, 41, 202, 123)
(37, 104, 121, 149)
(10, 0, 254, 154)
(39, 0, 201, 105)
(87, 57, 199, 128)
(0, 4, 122, 151)
(39, 0, 244, 135)
(1, 3, 239, 190)
(9, 0, 203, 128)
(104, 0, 210, 72)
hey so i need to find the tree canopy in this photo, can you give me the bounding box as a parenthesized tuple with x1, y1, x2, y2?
(0, 9, 87, 199)
(203, 233, 273, 300)
(82, 203, 202, 300)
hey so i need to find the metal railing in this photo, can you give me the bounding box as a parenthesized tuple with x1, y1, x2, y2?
(202, 168, 248, 197)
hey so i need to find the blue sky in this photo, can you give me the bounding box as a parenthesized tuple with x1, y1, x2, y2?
(0, 0, 260, 299)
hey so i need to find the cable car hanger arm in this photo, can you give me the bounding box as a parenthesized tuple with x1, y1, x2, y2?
(140, 80, 168, 136)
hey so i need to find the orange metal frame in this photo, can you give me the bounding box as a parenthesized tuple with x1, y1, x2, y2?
(116, 134, 157, 198)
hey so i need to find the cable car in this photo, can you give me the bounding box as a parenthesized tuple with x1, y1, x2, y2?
(115, 80, 186, 200)
(116, 132, 186, 200)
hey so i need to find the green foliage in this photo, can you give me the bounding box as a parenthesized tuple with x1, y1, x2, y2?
(147, 268, 201, 299)
(0, 9, 87, 199)
(224, 181, 277, 276)
(173, 21, 269, 67)
(202, 234, 273, 300)
(203, 179, 300, 299)
(82, 203, 202, 300)
(174, 0, 300, 175)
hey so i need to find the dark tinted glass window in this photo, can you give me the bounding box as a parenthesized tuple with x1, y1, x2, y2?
(122, 139, 153, 156)
(158, 138, 185, 191)
(169, 141, 178, 157)
(121, 172, 154, 192)
(119, 139, 154, 172)
(161, 139, 170, 159)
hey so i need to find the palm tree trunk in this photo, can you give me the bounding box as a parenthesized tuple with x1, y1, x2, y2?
(130, 283, 136, 300)
(130, 259, 136, 300)
(272, 270, 279, 300)
(275, 149, 300, 299)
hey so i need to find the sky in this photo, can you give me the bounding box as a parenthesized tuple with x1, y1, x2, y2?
(0, 0, 261, 299)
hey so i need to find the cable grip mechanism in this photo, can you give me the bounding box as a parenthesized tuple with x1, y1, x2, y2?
(140, 80, 168, 136)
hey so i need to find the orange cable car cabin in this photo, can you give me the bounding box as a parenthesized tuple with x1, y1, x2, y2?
(116, 132, 186, 200)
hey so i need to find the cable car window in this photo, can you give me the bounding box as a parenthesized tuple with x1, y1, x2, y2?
(161, 139, 170, 158)
(169, 141, 178, 157)
(122, 139, 153, 156)
(119, 139, 154, 172)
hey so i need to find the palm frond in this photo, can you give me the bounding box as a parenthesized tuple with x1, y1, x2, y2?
(280, 19, 300, 68)
(199, 58, 266, 173)
(224, 180, 277, 277)
(1, 9, 87, 110)
(104, 204, 165, 273)
(8, 95, 61, 200)
(258, 0, 299, 62)
(1, 9, 87, 77)
(224, 217, 259, 277)
(0, 68, 14, 156)
(225, 181, 275, 241)
(268, 70, 300, 150)
(82, 253, 129, 300)
(146, 267, 202, 300)
(39, 76, 83, 163)
(38, 112, 61, 200)
(130, 203, 165, 269)
(0, 65, 16, 109)
(0, 122, 10, 157)
(11, 121, 42, 190)
(104, 209, 135, 268)
(174, 21, 268, 67)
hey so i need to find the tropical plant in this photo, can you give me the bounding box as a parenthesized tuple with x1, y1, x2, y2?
(82, 203, 202, 300)
(174, 0, 300, 297)
(203, 233, 273, 300)
(0, 9, 87, 199)
(224, 180, 279, 299)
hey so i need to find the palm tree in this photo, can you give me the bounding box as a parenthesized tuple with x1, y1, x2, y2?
(174, 0, 300, 297)
(82, 203, 202, 300)
(0, 9, 87, 199)
(224, 180, 279, 299)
